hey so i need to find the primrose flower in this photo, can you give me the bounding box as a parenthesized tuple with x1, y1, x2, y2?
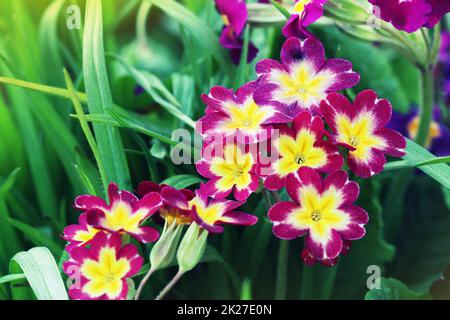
(215, 0, 258, 64)
(63, 213, 100, 253)
(282, 0, 328, 39)
(388, 107, 450, 156)
(63, 232, 143, 300)
(268, 167, 368, 265)
(196, 141, 259, 201)
(75, 183, 163, 243)
(320, 90, 406, 178)
(369, 0, 450, 33)
(254, 37, 360, 118)
(197, 82, 291, 143)
(138, 181, 194, 225)
(189, 186, 258, 233)
(260, 111, 343, 191)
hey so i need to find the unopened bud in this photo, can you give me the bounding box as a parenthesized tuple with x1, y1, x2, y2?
(176, 223, 208, 273)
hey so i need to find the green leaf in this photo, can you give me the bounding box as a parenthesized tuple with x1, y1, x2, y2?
(10, 247, 68, 300)
(83, 0, 131, 190)
(110, 54, 195, 128)
(365, 278, 429, 300)
(81, 112, 177, 146)
(403, 139, 450, 189)
(334, 179, 395, 299)
(146, 0, 234, 79)
(0, 273, 26, 285)
(7, 217, 62, 257)
(388, 180, 450, 292)
(161, 174, 203, 189)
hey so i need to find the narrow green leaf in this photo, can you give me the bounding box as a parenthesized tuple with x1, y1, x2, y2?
(7, 218, 62, 256)
(403, 139, 450, 189)
(161, 174, 203, 189)
(0, 274, 26, 285)
(10, 247, 68, 300)
(83, 0, 131, 190)
(110, 54, 195, 128)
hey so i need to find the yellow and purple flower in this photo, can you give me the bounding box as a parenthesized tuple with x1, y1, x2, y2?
(388, 107, 450, 156)
(189, 186, 258, 233)
(75, 183, 163, 243)
(282, 0, 328, 39)
(197, 82, 291, 143)
(196, 141, 259, 201)
(138, 181, 195, 226)
(369, 0, 450, 33)
(254, 37, 360, 118)
(320, 90, 406, 178)
(63, 213, 101, 253)
(63, 232, 143, 300)
(215, 0, 258, 65)
(260, 111, 343, 191)
(268, 167, 368, 265)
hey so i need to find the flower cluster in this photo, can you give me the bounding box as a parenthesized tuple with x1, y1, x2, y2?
(195, 36, 406, 266)
(62, 181, 257, 300)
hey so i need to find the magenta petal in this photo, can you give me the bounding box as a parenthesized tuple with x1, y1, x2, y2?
(161, 186, 190, 211)
(344, 205, 369, 225)
(220, 211, 258, 226)
(74, 195, 107, 210)
(268, 202, 306, 240)
(376, 128, 407, 157)
(134, 192, 163, 216)
(131, 226, 160, 243)
(348, 148, 387, 178)
(338, 223, 366, 241)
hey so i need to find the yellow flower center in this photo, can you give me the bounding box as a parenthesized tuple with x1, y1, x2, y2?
(311, 210, 321, 222)
(81, 247, 131, 299)
(210, 144, 254, 191)
(103, 202, 148, 234)
(274, 129, 327, 177)
(222, 98, 273, 132)
(335, 113, 386, 161)
(271, 61, 334, 109)
(287, 186, 349, 245)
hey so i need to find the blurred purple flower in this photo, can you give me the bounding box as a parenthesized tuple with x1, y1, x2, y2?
(369, 0, 450, 33)
(282, 0, 328, 39)
(388, 107, 450, 156)
(215, 0, 258, 65)
(438, 32, 450, 105)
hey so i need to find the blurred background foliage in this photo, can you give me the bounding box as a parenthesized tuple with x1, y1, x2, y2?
(0, 0, 448, 300)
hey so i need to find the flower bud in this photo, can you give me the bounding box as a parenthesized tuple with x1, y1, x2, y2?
(150, 221, 183, 271)
(176, 223, 208, 273)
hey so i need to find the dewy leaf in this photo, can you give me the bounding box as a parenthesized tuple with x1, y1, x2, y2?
(10, 247, 68, 300)
(365, 277, 429, 300)
(83, 0, 131, 190)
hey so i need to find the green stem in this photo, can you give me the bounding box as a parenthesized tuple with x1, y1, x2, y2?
(317, 265, 338, 300)
(415, 67, 434, 147)
(300, 265, 314, 300)
(134, 267, 156, 300)
(155, 270, 184, 300)
(275, 240, 289, 300)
